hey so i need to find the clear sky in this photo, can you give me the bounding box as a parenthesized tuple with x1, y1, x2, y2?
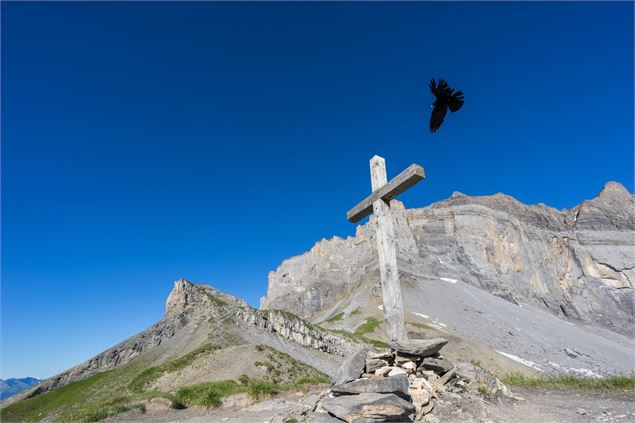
(2, 2, 633, 379)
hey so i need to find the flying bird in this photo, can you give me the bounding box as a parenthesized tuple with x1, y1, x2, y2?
(428, 78, 464, 133)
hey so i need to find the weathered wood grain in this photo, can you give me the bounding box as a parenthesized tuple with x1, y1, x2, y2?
(346, 163, 424, 223)
(370, 156, 408, 342)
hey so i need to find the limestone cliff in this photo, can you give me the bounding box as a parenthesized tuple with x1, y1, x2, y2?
(261, 182, 635, 336)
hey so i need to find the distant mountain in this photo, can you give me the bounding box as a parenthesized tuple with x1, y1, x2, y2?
(0, 378, 41, 400)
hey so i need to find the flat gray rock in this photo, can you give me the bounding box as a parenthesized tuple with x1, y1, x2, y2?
(331, 374, 409, 398)
(418, 357, 454, 374)
(332, 347, 368, 385)
(305, 412, 347, 423)
(391, 338, 448, 358)
(365, 358, 389, 373)
(322, 392, 416, 423)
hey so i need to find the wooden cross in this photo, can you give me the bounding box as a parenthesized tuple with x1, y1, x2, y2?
(347, 156, 425, 342)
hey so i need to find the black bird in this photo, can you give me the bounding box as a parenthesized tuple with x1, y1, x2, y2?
(428, 78, 464, 133)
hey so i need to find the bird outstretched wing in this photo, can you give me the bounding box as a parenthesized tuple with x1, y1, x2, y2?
(448, 90, 464, 112)
(429, 104, 448, 133)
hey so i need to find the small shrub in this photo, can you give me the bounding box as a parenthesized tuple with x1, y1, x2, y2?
(238, 374, 251, 385)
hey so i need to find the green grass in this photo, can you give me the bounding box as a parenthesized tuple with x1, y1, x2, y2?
(325, 312, 345, 323)
(354, 317, 382, 336)
(204, 291, 229, 307)
(0, 371, 113, 422)
(246, 380, 281, 400)
(292, 374, 330, 387)
(350, 308, 361, 316)
(500, 373, 635, 390)
(128, 344, 220, 392)
(324, 318, 389, 350)
(174, 380, 244, 408)
(363, 338, 390, 349)
(0, 339, 331, 422)
(68, 400, 147, 422)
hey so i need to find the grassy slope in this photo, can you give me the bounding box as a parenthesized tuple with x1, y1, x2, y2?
(0, 344, 329, 423)
(501, 373, 635, 390)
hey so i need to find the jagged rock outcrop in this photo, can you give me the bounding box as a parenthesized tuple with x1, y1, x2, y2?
(261, 182, 635, 336)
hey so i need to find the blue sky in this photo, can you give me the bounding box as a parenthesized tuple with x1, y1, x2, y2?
(1, 2, 633, 379)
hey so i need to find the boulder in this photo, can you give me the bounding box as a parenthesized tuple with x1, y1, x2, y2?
(366, 358, 389, 373)
(333, 348, 369, 385)
(322, 392, 416, 423)
(391, 339, 448, 358)
(371, 349, 393, 359)
(418, 357, 454, 375)
(409, 386, 430, 410)
(331, 374, 409, 398)
(305, 412, 347, 423)
(375, 366, 393, 377)
(388, 367, 408, 377)
(401, 361, 417, 371)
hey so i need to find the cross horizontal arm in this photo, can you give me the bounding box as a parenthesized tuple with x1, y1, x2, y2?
(346, 164, 425, 223)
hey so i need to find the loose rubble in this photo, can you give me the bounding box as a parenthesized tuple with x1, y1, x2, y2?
(307, 337, 520, 422)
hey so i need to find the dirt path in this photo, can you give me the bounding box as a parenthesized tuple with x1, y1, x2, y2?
(108, 387, 634, 423)
(430, 387, 635, 423)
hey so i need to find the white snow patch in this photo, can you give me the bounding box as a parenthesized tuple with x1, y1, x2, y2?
(497, 351, 544, 372)
(432, 320, 447, 327)
(438, 258, 446, 265)
(440, 277, 457, 284)
(413, 312, 430, 319)
(378, 305, 384, 311)
(547, 361, 561, 369)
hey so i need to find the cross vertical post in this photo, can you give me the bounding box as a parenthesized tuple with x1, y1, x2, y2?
(370, 156, 407, 341)
(346, 155, 425, 342)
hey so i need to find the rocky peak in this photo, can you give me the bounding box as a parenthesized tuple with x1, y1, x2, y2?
(165, 278, 197, 315)
(599, 181, 630, 197)
(165, 278, 250, 317)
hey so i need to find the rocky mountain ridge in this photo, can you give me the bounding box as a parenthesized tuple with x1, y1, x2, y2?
(8, 279, 357, 406)
(262, 181, 634, 336)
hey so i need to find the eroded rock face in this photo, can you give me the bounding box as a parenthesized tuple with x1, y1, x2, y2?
(261, 182, 635, 335)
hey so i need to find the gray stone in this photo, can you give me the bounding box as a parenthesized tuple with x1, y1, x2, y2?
(454, 363, 521, 400)
(305, 412, 346, 423)
(366, 358, 389, 373)
(322, 392, 416, 423)
(370, 349, 393, 359)
(331, 374, 409, 398)
(388, 367, 407, 377)
(392, 338, 448, 357)
(332, 348, 369, 385)
(375, 366, 393, 377)
(418, 357, 454, 375)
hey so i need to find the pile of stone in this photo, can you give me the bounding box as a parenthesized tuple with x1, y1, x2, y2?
(311, 337, 463, 423)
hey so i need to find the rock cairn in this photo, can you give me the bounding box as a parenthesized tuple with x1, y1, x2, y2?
(308, 337, 519, 422)
(309, 338, 454, 422)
